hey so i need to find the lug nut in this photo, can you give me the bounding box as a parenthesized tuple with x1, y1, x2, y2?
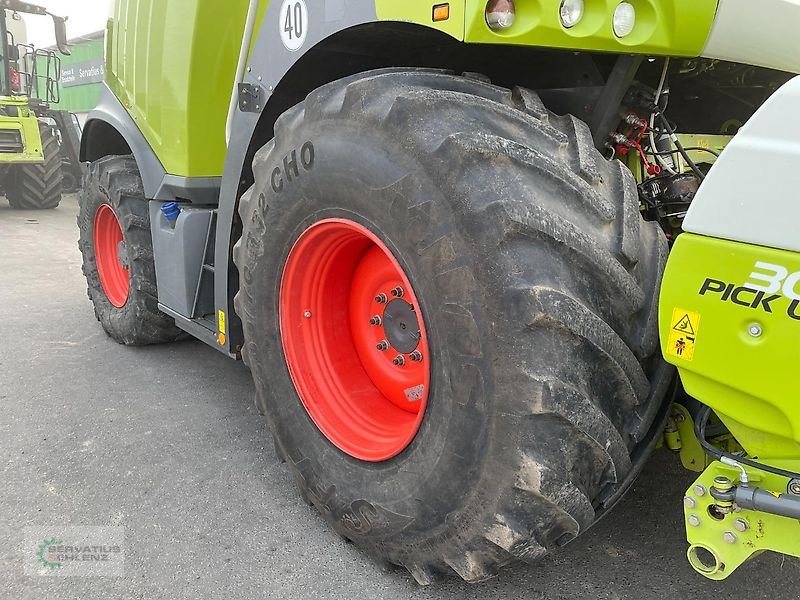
(683, 496, 697, 509)
(409, 350, 423, 362)
(693, 484, 707, 497)
(390, 287, 404, 298)
(369, 315, 382, 326)
(733, 518, 749, 532)
(376, 340, 389, 351)
(375, 293, 388, 304)
(687, 514, 701, 527)
(392, 355, 406, 366)
(723, 531, 738, 544)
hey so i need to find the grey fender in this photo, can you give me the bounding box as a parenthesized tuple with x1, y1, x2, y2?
(214, 0, 381, 350)
(82, 85, 221, 204)
(81, 85, 167, 200)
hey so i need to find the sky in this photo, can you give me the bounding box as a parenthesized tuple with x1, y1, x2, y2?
(21, 0, 112, 47)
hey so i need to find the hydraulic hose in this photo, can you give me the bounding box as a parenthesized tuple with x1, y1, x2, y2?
(654, 110, 706, 182)
(695, 405, 800, 480)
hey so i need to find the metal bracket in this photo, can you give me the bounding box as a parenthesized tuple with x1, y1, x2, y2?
(684, 460, 800, 580)
(238, 83, 264, 113)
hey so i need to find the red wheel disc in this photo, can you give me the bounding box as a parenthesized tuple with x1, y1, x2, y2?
(279, 219, 430, 462)
(94, 204, 130, 308)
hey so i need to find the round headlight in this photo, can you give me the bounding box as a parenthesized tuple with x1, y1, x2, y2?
(485, 0, 516, 31)
(612, 2, 636, 37)
(559, 0, 584, 29)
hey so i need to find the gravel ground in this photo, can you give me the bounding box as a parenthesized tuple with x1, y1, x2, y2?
(2, 195, 798, 599)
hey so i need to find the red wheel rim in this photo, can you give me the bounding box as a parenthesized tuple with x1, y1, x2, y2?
(94, 204, 130, 308)
(280, 219, 430, 462)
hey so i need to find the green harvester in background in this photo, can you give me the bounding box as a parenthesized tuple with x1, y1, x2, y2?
(0, 0, 79, 209)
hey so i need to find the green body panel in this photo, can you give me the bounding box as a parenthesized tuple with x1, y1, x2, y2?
(659, 233, 800, 460)
(375, 0, 719, 54)
(0, 96, 43, 164)
(684, 460, 800, 579)
(106, 0, 251, 177)
(463, 0, 717, 56)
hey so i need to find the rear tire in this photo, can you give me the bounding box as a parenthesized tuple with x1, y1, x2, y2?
(78, 155, 180, 345)
(6, 123, 63, 210)
(234, 69, 671, 583)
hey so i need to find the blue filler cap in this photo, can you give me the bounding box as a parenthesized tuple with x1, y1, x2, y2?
(161, 201, 181, 223)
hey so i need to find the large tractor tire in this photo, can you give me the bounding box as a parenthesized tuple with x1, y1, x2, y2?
(6, 123, 63, 210)
(234, 69, 671, 583)
(78, 155, 180, 345)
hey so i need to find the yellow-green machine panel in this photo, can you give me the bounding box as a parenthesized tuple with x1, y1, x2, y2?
(463, 0, 718, 55)
(660, 234, 800, 459)
(0, 96, 43, 164)
(106, 0, 253, 178)
(660, 233, 800, 579)
(376, 0, 720, 54)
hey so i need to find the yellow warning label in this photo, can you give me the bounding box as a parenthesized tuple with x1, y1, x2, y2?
(666, 308, 701, 362)
(218, 310, 226, 334)
(673, 313, 695, 335)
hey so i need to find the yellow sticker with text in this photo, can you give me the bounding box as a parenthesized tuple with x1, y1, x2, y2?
(218, 310, 226, 334)
(666, 308, 701, 362)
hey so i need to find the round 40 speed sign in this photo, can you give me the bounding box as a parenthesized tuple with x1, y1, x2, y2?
(279, 0, 308, 52)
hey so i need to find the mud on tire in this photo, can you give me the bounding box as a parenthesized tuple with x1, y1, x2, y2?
(78, 155, 180, 345)
(234, 69, 672, 583)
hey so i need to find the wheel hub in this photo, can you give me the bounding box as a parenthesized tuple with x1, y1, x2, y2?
(380, 299, 420, 354)
(279, 219, 430, 462)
